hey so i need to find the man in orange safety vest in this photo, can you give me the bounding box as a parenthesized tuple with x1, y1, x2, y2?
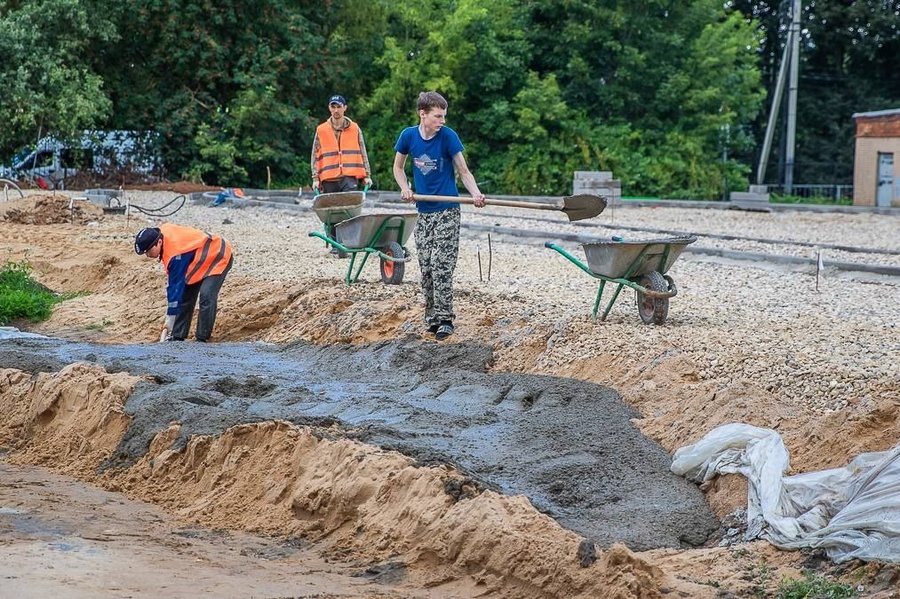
(134, 224, 234, 342)
(310, 94, 373, 194)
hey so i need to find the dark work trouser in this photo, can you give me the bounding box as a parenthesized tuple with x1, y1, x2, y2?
(320, 176, 359, 193)
(172, 256, 233, 342)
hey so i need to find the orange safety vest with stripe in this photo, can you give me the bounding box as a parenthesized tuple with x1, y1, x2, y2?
(315, 121, 367, 180)
(159, 223, 233, 285)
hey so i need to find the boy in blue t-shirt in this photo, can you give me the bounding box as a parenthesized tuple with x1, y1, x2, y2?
(392, 91, 485, 340)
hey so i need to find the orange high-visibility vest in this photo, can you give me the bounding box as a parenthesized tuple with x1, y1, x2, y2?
(159, 223, 233, 285)
(315, 121, 366, 180)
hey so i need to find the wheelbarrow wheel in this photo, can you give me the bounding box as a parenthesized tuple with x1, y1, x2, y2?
(380, 241, 406, 285)
(636, 271, 669, 325)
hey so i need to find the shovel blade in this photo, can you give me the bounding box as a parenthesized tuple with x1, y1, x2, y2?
(560, 194, 608, 221)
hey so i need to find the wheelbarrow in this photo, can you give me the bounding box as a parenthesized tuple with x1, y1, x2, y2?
(309, 212, 417, 285)
(311, 191, 365, 258)
(545, 235, 697, 325)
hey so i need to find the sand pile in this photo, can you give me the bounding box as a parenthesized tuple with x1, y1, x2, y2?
(0, 194, 105, 225)
(0, 359, 676, 598)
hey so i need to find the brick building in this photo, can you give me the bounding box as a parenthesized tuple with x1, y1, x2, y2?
(852, 108, 900, 207)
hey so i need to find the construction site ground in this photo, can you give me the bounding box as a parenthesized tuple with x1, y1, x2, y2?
(0, 190, 898, 598)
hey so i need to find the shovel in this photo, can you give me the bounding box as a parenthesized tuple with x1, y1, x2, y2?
(413, 193, 607, 222)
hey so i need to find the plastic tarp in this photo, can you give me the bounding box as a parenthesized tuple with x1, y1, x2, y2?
(0, 326, 46, 340)
(211, 187, 244, 207)
(671, 422, 900, 563)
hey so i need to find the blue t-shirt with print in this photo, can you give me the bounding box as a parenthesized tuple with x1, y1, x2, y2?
(394, 125, 465, 213)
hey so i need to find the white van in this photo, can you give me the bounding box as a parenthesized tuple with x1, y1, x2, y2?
(1, 130, 162, 189)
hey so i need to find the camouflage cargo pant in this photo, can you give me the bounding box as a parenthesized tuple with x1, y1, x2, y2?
(414, 206, 460, 326)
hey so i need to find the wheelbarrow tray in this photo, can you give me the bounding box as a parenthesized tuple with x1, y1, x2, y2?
(312, 191, 365, 226)
(334, 213, 418, 249)
(582, 236, 697, 278)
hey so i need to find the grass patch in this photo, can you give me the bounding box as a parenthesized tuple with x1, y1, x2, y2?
(770, 193, 853, 206)
(84, 318, 112, 331)
(0, 259, 64, 325)
(776, 572, 858, 599)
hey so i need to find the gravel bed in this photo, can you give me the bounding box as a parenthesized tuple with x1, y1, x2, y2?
(455, 205, 900, 267)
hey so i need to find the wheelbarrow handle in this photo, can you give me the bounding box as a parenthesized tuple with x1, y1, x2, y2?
(314, 183, 369, 195)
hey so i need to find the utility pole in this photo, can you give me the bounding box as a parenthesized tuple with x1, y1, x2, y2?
(784, 0, 801, 194)
(756, 41, 790, 186)
(756, 0, 801, 193)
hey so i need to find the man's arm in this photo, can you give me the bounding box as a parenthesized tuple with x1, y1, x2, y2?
(392, 152, 413, 202)
(357, 128, 373, 188)
(452, 152, 485, 207)
(310, 133, 320, 190)
(164, 252, 192, 315)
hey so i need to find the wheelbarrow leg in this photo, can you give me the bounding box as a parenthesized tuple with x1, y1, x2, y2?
(592, 280, 607, 321)
(601, 284, 627, 321)
(593, 279, 626, 321)
(346, 253, 372, 285)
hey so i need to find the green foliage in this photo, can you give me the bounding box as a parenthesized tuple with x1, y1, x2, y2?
(0, 0, 115, 153)
(361, 0, 531, 192)
(497, 73, 602, 195)
(185, 85, 299, 186)
(776, 572, 857, 599)
(91, 0, 330, 184)
(733, 0, 900, 185)
(0, 0, 889, 200)
(0, 260, 61, 325)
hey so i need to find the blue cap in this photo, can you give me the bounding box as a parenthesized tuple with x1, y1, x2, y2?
(328, 95, 346, 106)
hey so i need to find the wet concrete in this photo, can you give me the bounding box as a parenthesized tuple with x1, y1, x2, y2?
(0, 334, 719, 551)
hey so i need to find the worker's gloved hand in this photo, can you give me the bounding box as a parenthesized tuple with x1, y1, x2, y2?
(165, 314, 176, 337)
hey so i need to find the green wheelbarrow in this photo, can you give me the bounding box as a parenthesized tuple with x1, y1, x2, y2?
(545, 235, 697, 325)
(309, 212, 417, 285)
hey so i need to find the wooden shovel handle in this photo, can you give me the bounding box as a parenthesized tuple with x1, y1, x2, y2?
(413, 194, 561, 211)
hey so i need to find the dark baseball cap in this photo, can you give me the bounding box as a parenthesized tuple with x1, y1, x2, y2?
(134, 227, 161, 254)
(328, 95, 347, 106)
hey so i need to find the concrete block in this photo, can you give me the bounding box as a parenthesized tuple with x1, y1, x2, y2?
(730, 191, 771, 211)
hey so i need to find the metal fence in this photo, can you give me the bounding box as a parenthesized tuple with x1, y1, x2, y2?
(765, 184, 853, 201)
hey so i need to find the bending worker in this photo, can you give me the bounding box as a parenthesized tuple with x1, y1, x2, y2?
(134, 224, 234, 342)
(311, 94, 373, 195)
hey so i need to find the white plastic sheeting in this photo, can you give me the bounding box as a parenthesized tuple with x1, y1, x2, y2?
(0, 326, 46, 340)
(671, 422, 900, 563)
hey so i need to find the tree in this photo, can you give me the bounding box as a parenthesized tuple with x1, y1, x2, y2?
(734, 0, 900, 186)
(91, 0, 338, 186)
(520, 0, 764, 198)
(0, 0, 114, 155)
(359, 0, 532, 192)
